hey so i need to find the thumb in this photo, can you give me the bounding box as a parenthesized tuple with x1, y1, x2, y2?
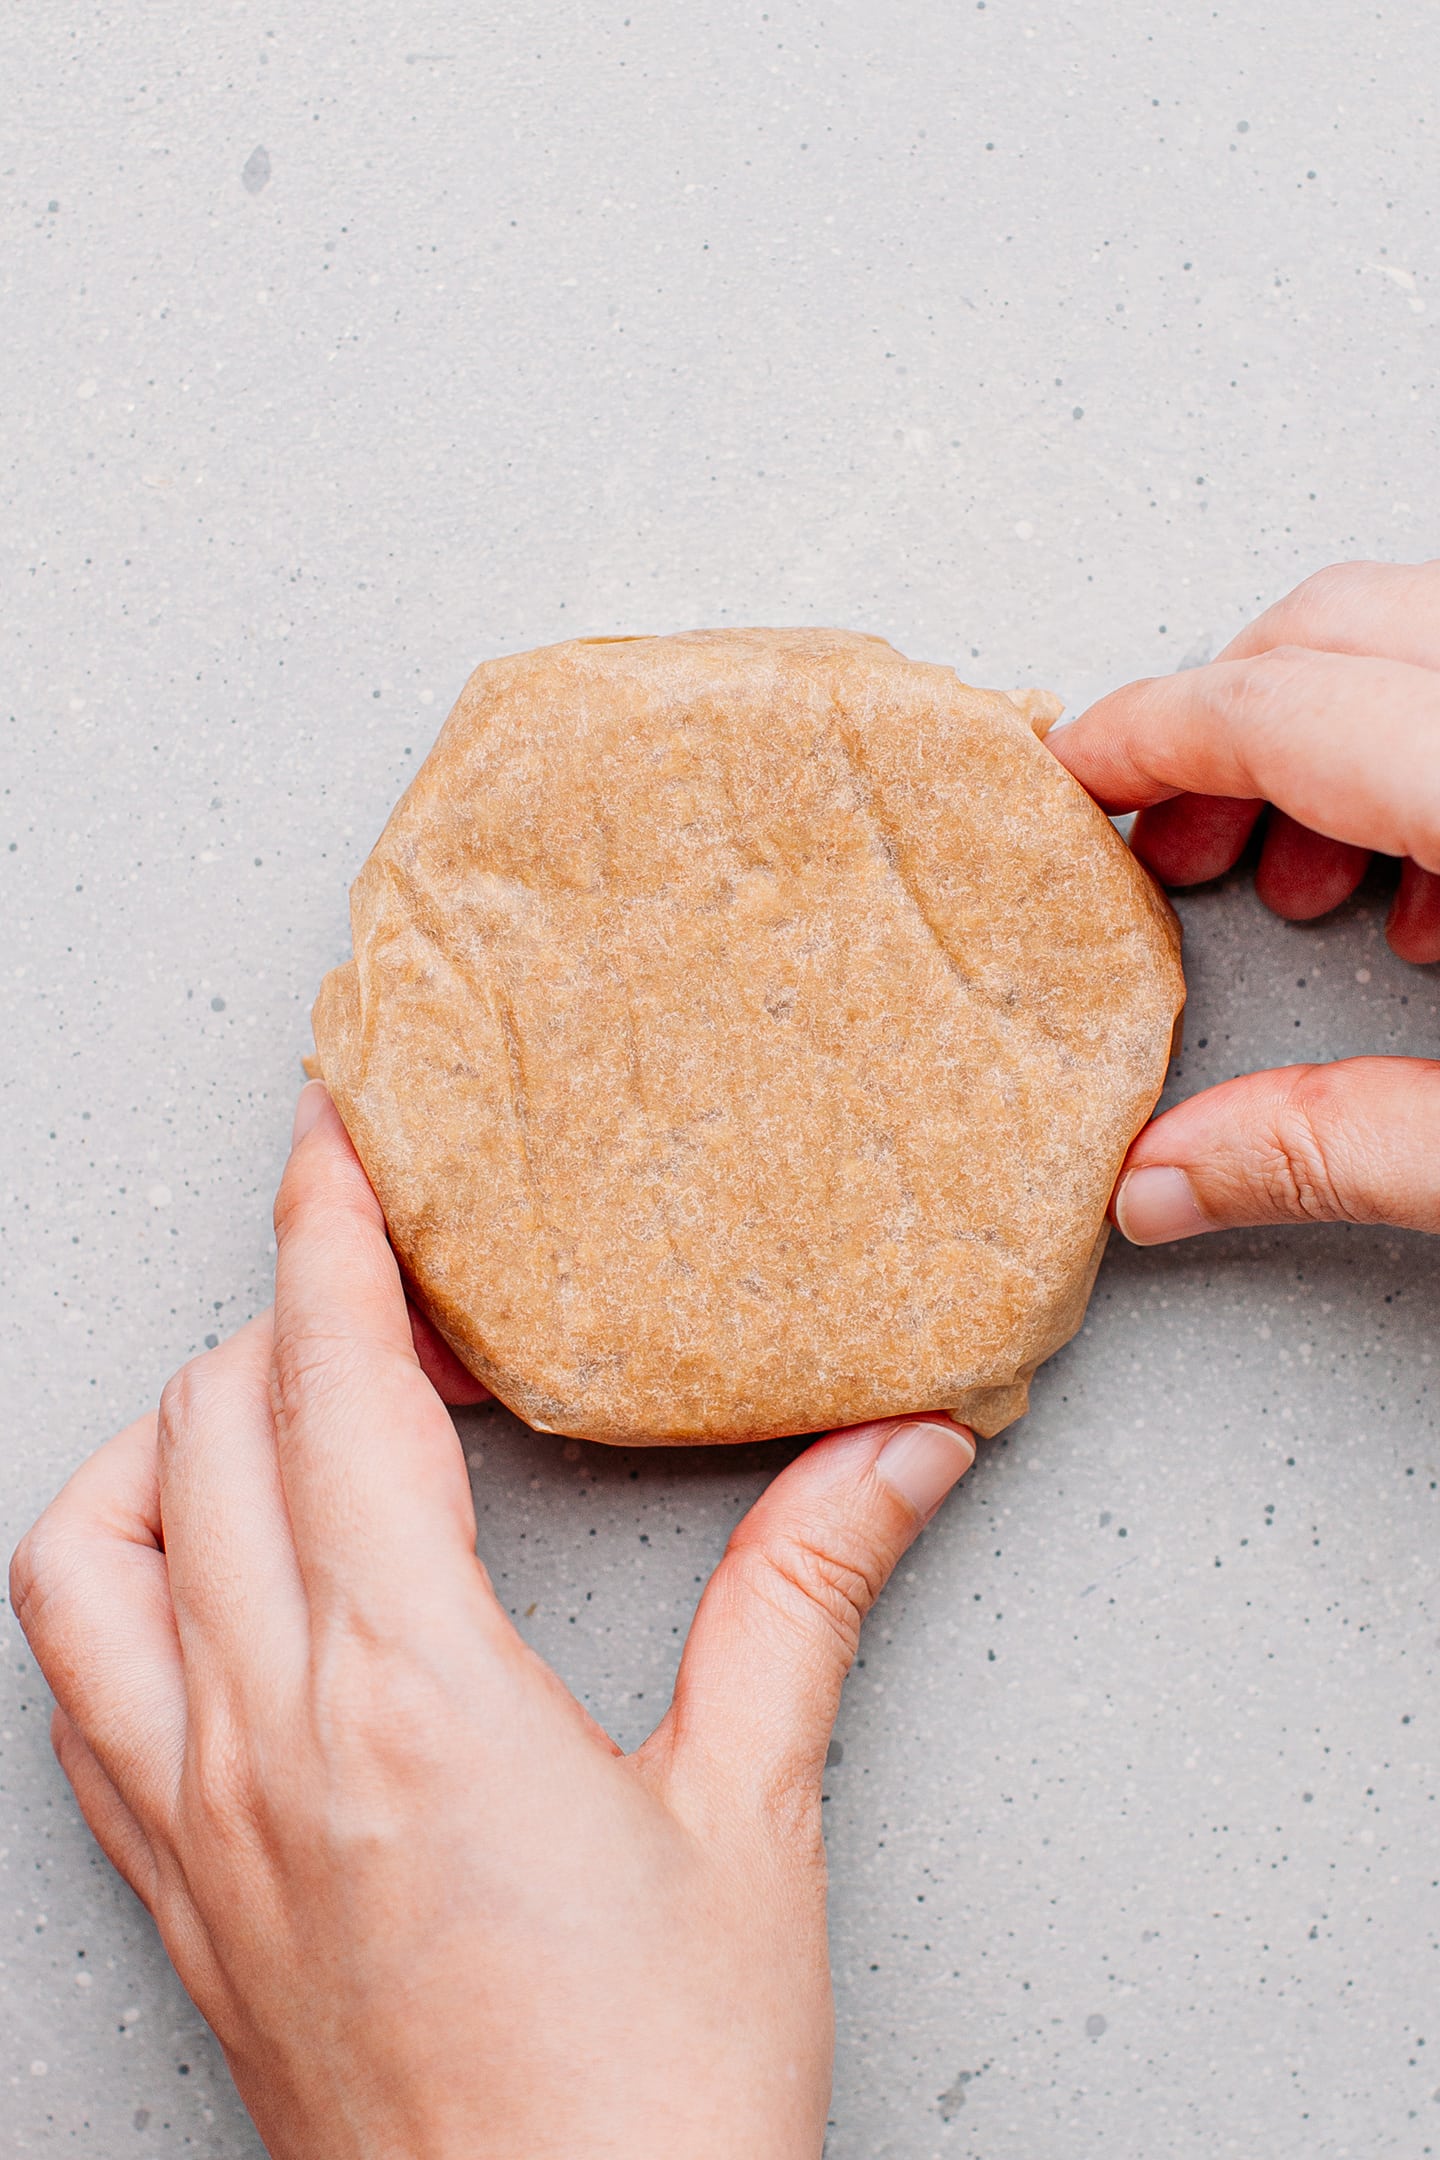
(656, 1415, 975, 1822)
(1112, 1057, 1440, 1241)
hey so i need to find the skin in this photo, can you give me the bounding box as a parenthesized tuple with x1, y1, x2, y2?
(1049, 559, 1440, 1243)
(9, 1085, 975, 2160)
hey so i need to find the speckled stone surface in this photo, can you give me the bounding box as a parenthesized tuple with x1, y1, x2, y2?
(2, 5, 1437, 2155)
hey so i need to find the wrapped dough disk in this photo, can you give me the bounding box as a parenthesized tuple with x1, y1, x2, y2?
(311, 628, 1184, 1444)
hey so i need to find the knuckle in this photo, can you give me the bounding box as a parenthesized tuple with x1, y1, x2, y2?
(156, 1359, 206, 1470)
(1216, 644, 1320, 739)
(9, 1511, 88, 1674)
(1263, 1068, 1345, 1222)
(270, 1159, 310, 1244)
(185, 1712, 265, 1847)
(159, 1341, 271, 1480)
(755, 1755, 827, 1853)
(8, 1517, 57, 1643)
(731, 1529, 883, 1666)
(272, 1163, 354, 1250)
(1280, 559, 1374, 635)
(1238, 642, 1313, 694)
(269, 1324, 372, 1418)
(273, 1166, 363, 1249)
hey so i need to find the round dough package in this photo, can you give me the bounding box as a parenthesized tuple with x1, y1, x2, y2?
(309, 628, 1184, 1443)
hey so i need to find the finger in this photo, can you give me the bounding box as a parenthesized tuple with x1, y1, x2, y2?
(155, 1315, 309, 1701)
(271, 1083, 481, 1615)
(1111, 1057, 1440, 1240)
(655, 1415, 975, 1826)
(1050, 647, 1440, 864)
(1253, 811, 1371, 922)
(51, 1704, 159, 1910)
(408, 1301, 492, 1406)
(10, 1416, 186, 1833)
(1387, 858, 1440, 965)
(1130, 794, 1265, 886)
(1220, 559, 1440, 672)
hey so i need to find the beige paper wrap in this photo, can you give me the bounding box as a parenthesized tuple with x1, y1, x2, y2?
(311, 629, 1183, 1443)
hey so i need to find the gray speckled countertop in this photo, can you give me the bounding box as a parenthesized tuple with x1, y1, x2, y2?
(3, 4, 1437, 2154)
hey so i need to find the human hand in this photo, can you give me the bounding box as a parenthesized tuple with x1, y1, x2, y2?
(1050, 560, 1440, 1241)
(9, 1084, 975, 2160)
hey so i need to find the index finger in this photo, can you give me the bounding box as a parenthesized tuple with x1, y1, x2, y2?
(1050, 645, 1440, 866)
(1219, 558, 1440, 670)
(270, 1084, 480, 1607)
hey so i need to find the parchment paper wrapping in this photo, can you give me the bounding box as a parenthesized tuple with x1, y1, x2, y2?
(311, 629, 1184, 1443)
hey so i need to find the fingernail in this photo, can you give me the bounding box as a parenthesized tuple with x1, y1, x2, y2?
(875, 1420, 976, 1520)
(1113, 1164, 1209, 1245)
(291, 1080, 330, 1148)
